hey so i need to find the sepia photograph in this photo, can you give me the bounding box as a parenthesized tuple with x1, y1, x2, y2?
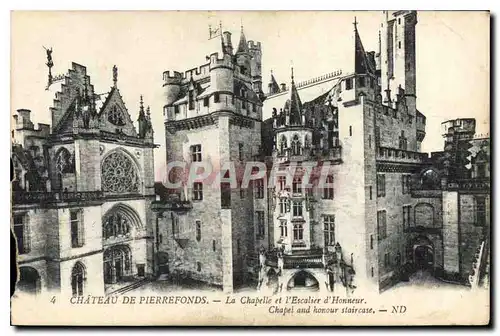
(9, 10, 490, 326)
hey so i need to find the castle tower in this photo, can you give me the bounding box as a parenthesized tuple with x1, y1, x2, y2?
(160, 28, 264, 293)
(380, 10, 417, 114)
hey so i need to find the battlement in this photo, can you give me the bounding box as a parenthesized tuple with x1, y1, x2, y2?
(163, 71, 183, 82)
(442, 118, 476, 136)
(209, 52, 234, 69)
(13, 109, 51, 137)
(248, 40, 262, 51)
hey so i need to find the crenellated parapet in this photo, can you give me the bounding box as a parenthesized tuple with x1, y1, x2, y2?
(209, 52, 234, 71)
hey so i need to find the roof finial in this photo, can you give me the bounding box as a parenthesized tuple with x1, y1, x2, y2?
(112, 65, 118, 87)
(353, 16, 358, 30)
(140, 95, 144, 112)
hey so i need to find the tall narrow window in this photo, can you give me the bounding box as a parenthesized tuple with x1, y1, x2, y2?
(71, 262, 85, 297)
(278, 176, 287, 191)
(369, 186, 373, 200)
(475, 197, 486, 226)
(256, 211, 265, 238)
(377, 210, 387, 240)
(403, 205, 411, 232)
(349, 126, 353, 137)
(203, 97, 209, 107)
(370, 235, 374, 250)
(70, 210, 84, 248)
(212, 240, 216, 252)
(254, 179, 264, 199)
(214, 92, 220, 103)
(240, 188, 246, 199)
(292, 177, 302, 194)
(377, 174, 386, 197)
(323, 215, 335, 246)
(238, 143, 244, 161)
(192, 182, 203, 201)
(293, 224, 304, 241)
(292, 201, 303, 217)
(221, 182, 231, 208)
(190, 144, 202, 162)
(323, 175, 334, 199)
(368, 134, 372, 148)
(279, 220, 288, 237)
(195, 220, 201, 241)
(346, 78, 353, 90)
(197, 262, 202, 272)
(171, 213, 179, 236)
(13, 214, 30, 255)
(237, 239, 241, 254)
(279, 198, 287, 214)
(375, 126, 381, 146)
(402, 175, 411, 194)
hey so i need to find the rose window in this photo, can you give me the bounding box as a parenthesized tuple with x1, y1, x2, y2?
(101, 151, 140, 193)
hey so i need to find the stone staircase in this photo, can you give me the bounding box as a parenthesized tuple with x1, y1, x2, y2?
(469, 241, 488, 289)
(106, 278, 151, 296)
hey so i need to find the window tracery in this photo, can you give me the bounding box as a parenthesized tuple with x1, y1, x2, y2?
(55, 148, 75, 174)
(101, 151, 140, 193)
(108, 105, 125, 126)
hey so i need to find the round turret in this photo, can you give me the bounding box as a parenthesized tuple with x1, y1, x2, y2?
(209, 53, 234, 93)
(162, 71, 183, 106)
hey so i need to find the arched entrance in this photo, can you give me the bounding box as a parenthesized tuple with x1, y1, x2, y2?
(287, 270, 319, 291)
(17, 266, 41, 295)
(104, 245, 132, 284)
(411, 236, 434, 270)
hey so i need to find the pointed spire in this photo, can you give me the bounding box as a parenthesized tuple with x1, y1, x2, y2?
(354, 18, 374, 75)
(268, 70, 280, 95)
(236, 25, 248, 54)
(138, 95, 146, 121)
(146, 105, 151, 121)
(285, 67, 302, 125)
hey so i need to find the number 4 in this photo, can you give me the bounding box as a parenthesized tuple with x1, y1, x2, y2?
(50, 296, 56, 304)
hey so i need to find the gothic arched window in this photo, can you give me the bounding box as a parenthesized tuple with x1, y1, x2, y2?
(71, 262, 85, 297)
(291, 134, 301, 156)
(108, 105, 125, 126)
(304, 134, 311, 149)
(279, 136, 288, 155)
(101, 151, 140, 193)
(55, 147, 75, 174)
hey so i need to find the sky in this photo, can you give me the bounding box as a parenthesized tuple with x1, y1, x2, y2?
(11, 11, 490, 181)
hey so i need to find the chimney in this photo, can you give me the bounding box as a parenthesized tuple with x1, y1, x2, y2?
(17, 109, 34, 129)
(222, 31, 233, 55)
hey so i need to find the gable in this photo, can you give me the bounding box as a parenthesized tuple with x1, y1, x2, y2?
(98, 87, 138, 137)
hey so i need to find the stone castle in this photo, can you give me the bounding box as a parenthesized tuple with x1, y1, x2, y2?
(12, 11, 490, 297)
